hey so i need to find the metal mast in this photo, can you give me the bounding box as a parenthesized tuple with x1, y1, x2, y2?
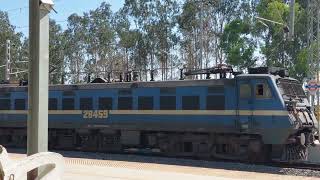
(199, 0, 204, 79)
(289, 0, 295, 41)
(307, 0, 320, 108)
(5, 40, 11, 81)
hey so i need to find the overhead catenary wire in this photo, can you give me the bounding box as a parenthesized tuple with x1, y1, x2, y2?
(2, 0, 63, 13)
(15, 20, 68, 29)
(3, 6, 28, 13)
(1, 5, 67, 33)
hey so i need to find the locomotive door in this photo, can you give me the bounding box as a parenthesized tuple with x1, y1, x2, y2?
(237, 79, 253, 132)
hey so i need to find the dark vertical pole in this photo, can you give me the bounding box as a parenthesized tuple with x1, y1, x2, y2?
(150, 70, 154, 81)
(317, 5, 320, 136)
(179, 69, 184, 80)
(5, 40, 11, 82)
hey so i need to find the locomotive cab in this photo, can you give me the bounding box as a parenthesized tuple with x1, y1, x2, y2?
(236, 74, 277, 133)
(238, 67, 319, 161)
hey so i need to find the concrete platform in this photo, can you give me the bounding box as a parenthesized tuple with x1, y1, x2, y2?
(64, 164, 233, 180)
(8, 153, 317, 180)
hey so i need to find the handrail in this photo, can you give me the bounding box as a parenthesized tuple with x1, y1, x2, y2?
(0, 146, 64, 180)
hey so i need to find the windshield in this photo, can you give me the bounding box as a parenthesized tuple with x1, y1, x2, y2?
(277, 78, 306, 98)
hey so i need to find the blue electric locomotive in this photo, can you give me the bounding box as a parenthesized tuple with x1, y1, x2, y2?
(0, 66, 317, 162)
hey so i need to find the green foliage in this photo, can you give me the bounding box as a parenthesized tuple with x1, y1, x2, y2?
(290, 48, 308, 81)
(178, 1, 198, 32)
(123, 0, 180, 80)
(255, 0, 306, 68)
(0, 0, 312, 83)
(49, 20, 65, 84)
(221, 19, 256, 68)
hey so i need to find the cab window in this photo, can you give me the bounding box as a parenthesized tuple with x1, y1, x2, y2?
(255, 82, 272, 99)
(240, 84, 251, 99)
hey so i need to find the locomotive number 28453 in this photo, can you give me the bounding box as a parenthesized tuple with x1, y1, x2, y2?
(82, 110, 108, 119)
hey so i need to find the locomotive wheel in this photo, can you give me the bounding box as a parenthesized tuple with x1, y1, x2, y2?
(281, 144, 308, 162)
(210, 145, 248, 161)
(248, 140, 271, 163)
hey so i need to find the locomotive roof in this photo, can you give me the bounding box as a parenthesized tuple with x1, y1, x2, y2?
(236, 74, 276, 78)
(0, 78, 236, 92)
(237, 74, 300, 83)
(0, 74, 295, 93)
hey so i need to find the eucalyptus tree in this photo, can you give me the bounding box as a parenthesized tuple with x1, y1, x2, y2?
(64, 13, 87, 83)
(151, 0, 180, 80)
(178, 0, 245, 79)
(113, 8, 139, 77)
(178, 0, 199, 74)
(49, 19, 66, 84)
(123, 0, 179, 80)
(85, 2, 116, 79)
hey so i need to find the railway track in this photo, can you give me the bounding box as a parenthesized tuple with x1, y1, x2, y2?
(269, 161, 320, 171)
(66, 150, 320, 172)
(8, 148, 320, 173)
(205, 157, 320, 171)
(53, 151, 320, 178)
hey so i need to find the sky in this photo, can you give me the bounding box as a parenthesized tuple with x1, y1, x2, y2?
(0, 0, 124, 36)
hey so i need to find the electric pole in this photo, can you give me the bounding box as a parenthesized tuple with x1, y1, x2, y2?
(199, 0, 204, 79)
(289, 0, 295, 40)
(307, 0, 320, 110)
(5, 40, 11, 82)
(307, 0, 320, 138)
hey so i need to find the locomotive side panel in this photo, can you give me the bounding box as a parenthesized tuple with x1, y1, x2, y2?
(107, 84, 237, 133)
(236, 75, 293, 145)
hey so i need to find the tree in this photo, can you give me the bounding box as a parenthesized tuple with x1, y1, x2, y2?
(1, 0, 311, 83)
(49, 19, 66, 84)
(113, 8, 139, 76)
(123, 0, 179, 80)
(178, 0, 245, 79)
(64, 13, 87, 83)
(85, 2, 116, 79)
(292, 48, 308, 81)
(221, 19, 256, 69)
(255, 0, 308, 79)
